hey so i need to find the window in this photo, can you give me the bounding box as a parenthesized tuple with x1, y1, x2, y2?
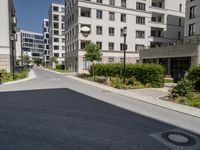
(54, 53, 59, 57)
(120, 58, 124, 63)
(179, 4, 182, 12)
(53, 6, 59, 12)
(97, 0, 102, 3)
(109, 27, 115, 36)
(121, 0, 126, 7)
(178, 31, 181, 40)
(109, 12, 115, 21)
(190, 6, 196, 19)
(179, 18, 182, 26)
(108, 57, 114, 63)
(121, 14, 126, 22)
(136, 31, 145, 39)
(81, 41, 90, 49)
(120, 43, 127, 51)
(53, 15, 59, 21)
(54, 38, 59, 42)
(136, 2, 145, 11)
(135, 44, 145, 52)
(96, 10, 103, 19)
(136, 16, 145, 25)
(96, 26, 102, 35)
(189, 23, 195, 36)
(54, 45, 59, 50)
(109, 0, 115, 5)
(120, 28, 124, 37)
(96, 42, 102, 49)
(109, 43, 114, 51)
(83, 57, 90, 70)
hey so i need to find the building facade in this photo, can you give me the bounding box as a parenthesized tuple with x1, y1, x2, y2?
(19, 30, 44, 61)
(184, 0, 200, 43)
(0, 0, 17, 72)
(140, 0, 200, 81)
(65, 0, 186, 73)
(15, 28, 22, 61)
(43, 19, 50, 66)
(49, 3, 65, 66)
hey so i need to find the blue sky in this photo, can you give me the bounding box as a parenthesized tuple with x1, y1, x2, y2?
(13, 0, 64, 33)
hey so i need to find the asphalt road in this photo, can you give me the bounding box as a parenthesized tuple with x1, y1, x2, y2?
(0, 67, 199, 150)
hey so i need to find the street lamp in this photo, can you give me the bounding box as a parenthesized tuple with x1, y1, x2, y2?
(10, 34, 16, 80)
(123, 27, 127, 86)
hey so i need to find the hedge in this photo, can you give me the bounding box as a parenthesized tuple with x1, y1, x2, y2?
(90, 64, 164, 88)
(56, 64, 65, 70)
(187, 65, 200, 91)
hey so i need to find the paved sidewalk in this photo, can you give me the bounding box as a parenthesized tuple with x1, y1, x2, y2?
(67, 75, 200, 118)
(41, 67, 76, 75)
(1, 69, 36, 86)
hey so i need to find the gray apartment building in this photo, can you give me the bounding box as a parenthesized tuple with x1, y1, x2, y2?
(140, 0, 200, 80)
(0, 0, 17, 72)
(43, 19, 50, 66)
(48, 3, 65, 67)
(15, 29, 44, 62)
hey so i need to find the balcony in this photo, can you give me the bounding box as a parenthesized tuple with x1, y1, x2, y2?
(149, 13, 166, 29)
(151, 0, 165, 9)
(80, 7, 91, 18)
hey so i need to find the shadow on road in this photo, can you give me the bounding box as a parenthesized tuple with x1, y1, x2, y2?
(0, 88, 199, 150)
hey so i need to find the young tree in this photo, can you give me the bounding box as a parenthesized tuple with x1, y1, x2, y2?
(33, 58, 42, 66)
(50, 56, 57, 68)
(22, 55, 31, 65)
(84, 43, 102, 79)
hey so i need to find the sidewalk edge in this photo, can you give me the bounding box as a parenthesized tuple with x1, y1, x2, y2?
(67, 75, 200, 118)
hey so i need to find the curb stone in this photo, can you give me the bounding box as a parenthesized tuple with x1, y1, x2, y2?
(0, 69, 36, 86)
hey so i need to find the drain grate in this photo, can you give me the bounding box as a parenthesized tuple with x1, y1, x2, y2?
(150, 129, 200, 150)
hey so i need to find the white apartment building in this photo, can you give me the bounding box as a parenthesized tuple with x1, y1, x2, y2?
(18, 29, 44, 61)
(0, 0, 17, 72)
(184, 0, 200, 43)
(49, 3, 66, 66)
(15, 28, 22, 61)
(43, 19, 50, 66)
(65, 0, 186, 73)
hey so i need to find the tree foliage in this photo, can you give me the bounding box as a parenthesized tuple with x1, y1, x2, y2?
(84, 43, 102, 62)
(22, 55, 31, 65)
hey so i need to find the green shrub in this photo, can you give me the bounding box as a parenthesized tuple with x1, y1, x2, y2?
(175, 92, 200, 108)
(187, 65, 200, 91)
(56, 64, 65, 70)
(90, 64, 164, 88)
(170, 79, 195, 98)
(111, 78, 125, 89)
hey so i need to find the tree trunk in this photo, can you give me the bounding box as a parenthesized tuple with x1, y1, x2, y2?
(93, 61, 95, 80)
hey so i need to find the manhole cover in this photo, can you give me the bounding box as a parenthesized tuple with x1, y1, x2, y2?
(162, 132, 196, 146)
(150, 129, 200, 150)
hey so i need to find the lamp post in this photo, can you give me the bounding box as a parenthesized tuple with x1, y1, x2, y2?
(123, 27, 127, 86)
(10, 35, 15, 80)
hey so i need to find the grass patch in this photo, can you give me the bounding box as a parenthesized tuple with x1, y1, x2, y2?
(173, 92, 200, 108)
(164, 78, 173, 83)
(0, 69, 29, 83)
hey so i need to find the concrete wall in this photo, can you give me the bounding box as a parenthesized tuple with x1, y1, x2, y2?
(139, 43, 200, 66)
